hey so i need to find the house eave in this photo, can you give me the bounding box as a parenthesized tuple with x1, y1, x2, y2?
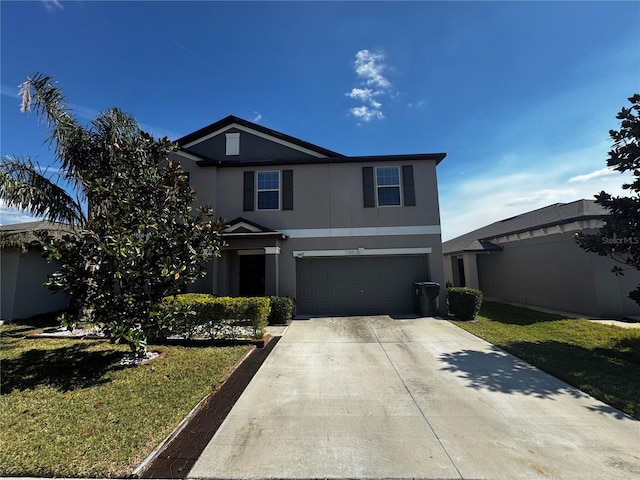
(484, 215, 609, 242)
(0, 221, 75, 249)
(221, 231, 288, 240)
(443, 215, 608, 255)
(194, 152, 447, 168)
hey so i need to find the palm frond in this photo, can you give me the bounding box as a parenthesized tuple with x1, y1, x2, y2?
(19, 73, 89, 182)
(0, 156, 86, 226)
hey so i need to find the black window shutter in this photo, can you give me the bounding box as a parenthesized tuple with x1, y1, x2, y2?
(283, 170, 293, 210)
(362, 167, 375, 208)
(243, 171, 254, 211)
(402, 165, 416, 206)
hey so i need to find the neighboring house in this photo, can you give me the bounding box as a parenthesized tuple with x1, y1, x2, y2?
(0, 221, 71, 322)
(171, 115, 447, 316)
(443, 200, 640, 319)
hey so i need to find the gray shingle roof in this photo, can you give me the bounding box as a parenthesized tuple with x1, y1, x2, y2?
(0, 220, 74, 248)
(443, 199, 609, 255)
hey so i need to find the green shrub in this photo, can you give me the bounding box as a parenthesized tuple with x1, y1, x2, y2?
(161, 294, 270, 339)
(447, 287, 483, 321)
(267, 296, 295, 324)
(221, 296, 270, 339)
(158, 294, 211, 340)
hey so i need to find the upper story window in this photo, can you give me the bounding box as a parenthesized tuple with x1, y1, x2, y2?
(257, 171, 280, 210)
(376, 167, 401, 206)
(243, 169, 293, 212)
(362, 165, 415, 208)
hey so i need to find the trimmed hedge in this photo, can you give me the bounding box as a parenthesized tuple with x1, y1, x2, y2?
(267, 296, 295, 325)
(161, 294, 270, 340)
(447, 287, 483, 321)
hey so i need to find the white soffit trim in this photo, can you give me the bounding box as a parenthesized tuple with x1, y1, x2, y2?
(173, 151, 203, 162)
(293, 247, 432, 258)
(225, 222, 263, 233)
(491, 219, 605, 245)
(280, 225, 441, 238)
(183, 124, 327, 158)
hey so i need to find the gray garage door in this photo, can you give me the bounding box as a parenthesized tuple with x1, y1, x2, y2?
(296, 255, 428, 315)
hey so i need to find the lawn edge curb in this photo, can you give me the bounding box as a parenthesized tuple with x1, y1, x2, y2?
(131, 341, 262, 478)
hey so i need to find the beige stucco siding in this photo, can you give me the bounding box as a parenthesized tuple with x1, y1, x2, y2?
(477, 232, 614, 316)
(178, 160, 441, 231)
(590, 253, 640, 317)
(1, 248, 69, 321)
(175, 151, 446, 314)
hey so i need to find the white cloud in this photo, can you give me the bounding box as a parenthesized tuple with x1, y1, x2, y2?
(70, 103, 99, 121)
(346, 50, 391, 123)
(354, 50, 390, 88)
(0, 200, 41, 226)
(42, 0, 63, 12)
(350, 106, 384, 122)
(439, 142, 634, 241)
(1, 84, 19, 98)
(346, 88, 379, 102)
(569, 167, 618, 183)
(346, 88, 383, 110)
(441, 179, 582, 242)
(407, 100, 426, 108)
(505, 189, 576, 206)
(137, 123, 179, 140)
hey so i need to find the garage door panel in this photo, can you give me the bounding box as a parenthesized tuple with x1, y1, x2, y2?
(296, 255, 428, 315)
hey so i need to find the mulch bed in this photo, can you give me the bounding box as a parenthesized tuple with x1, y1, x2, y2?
(136, 335, 281, 479)
(26, 328, 273, 348)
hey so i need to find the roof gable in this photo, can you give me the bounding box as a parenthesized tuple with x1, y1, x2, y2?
(177, 115, 344, 163)
(222, 217, 288, 240)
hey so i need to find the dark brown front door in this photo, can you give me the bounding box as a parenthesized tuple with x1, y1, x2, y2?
(239, 255, 265, 296)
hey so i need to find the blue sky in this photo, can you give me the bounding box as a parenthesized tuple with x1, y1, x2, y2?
(1, 1, 638, 240)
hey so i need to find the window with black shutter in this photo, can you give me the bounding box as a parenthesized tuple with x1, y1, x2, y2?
(363, 165, 416, 207)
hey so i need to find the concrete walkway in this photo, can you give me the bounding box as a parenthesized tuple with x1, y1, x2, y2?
(187, 316, 640, 480)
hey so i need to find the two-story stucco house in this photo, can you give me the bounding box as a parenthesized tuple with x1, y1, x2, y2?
(171, 116, 447, 316)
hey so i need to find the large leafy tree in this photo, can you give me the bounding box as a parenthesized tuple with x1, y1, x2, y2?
(576, 94, 640, 307)
(0, 74, 225, 354)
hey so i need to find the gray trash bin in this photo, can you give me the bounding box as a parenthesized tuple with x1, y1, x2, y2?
(413, 282, 440, 316)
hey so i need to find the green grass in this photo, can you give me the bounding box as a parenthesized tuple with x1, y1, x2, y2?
(450, 302, 640, 419)
(0, 318, 251, 478)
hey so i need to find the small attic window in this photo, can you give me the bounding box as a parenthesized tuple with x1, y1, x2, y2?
(226, 132, 240, 156)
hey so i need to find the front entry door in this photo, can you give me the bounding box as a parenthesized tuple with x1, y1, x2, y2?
(239, 255, 265, 296)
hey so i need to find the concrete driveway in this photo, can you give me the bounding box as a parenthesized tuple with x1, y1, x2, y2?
(187, 316, 640, 480)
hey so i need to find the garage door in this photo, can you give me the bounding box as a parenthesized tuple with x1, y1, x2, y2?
(296, 255, 428, 315)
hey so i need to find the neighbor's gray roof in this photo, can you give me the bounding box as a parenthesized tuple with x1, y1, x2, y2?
(0, 220, 75, 248)
(443, 199, 609, 255)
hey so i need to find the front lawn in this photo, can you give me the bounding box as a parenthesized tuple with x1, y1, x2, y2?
(0, 319, 251, 478)
(450, 302, 640, 419)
